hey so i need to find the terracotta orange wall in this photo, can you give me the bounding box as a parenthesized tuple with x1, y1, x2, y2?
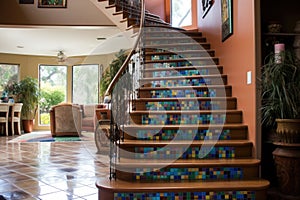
(145, 0, 167, 21)
(198, 0, 258, 156)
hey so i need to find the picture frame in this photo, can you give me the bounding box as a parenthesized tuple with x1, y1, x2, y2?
(221, 0, 233, 42)
(38, 0, 67, 8)
(19, 0, 34, 4)
(202, 0, 214, 18)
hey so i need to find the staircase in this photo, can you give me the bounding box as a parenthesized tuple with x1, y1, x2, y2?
(95, 1, 269, 199)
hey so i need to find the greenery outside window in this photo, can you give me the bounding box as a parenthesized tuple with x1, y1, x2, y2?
(171, 0, 192, 27)
(72, 64, 99, 104)
(39, 65, 67, 125)
(0, 63, 19, 92)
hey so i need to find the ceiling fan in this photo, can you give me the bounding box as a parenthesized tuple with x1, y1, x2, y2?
(57, 50, 67, 62)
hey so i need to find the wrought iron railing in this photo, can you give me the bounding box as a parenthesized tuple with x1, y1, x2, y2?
(104, 0, 145, 180)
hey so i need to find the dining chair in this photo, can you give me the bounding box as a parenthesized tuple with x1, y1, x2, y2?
(0, 104, 10, 136)
(10, 103, 23, 135)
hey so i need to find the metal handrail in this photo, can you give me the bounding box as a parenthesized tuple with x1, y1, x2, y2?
(104, 0, 145, 97)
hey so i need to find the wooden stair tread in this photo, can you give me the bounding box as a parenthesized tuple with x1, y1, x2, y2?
(130, 110, 242, 114)
(96, 179, 270, 192)
(134, 97, 235, 101)
(145, 56, 217, 60)
(144, 50, 215, 55)
(120, 140, 253, 147)
(143, 65, 223, 72)
(123, 124, 247, 129)
(116, 158, 260, 167)
(144, 57, 218, 64)
(139, 85, 232, 90)
(141, 74, 226, 81)
(144, 29, 201, 35)
(122, 17, 168, 25)
(145, 43, 210, 48)
(145, 36, 206, 39)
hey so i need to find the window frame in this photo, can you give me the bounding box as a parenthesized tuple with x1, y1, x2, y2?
(168, 0, 198, 30)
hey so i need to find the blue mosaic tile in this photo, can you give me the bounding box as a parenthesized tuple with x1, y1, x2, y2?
(114, 191, 256, 200)
(151, 78, 210, 87)
(150, 89, 216, 98)
(152, 69, 209, 77)
(136, 129, 230, 140)
(134, 146, 235, 159)
(134, 167, 243, 181)
(141, 114, 226, 125)
(145, 101, 220, 111)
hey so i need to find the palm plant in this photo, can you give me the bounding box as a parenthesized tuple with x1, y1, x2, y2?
(100, 49, 127, 98)
(261, 49, 300, 128)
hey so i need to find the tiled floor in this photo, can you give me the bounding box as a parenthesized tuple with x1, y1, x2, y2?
(0, 132, 110, 200)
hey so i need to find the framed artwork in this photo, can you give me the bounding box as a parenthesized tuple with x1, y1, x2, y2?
(38, 0, 67, 8)
(221, 0, 233, 42)
(19, 0, 34, 4)
(202, 0, 214, 18)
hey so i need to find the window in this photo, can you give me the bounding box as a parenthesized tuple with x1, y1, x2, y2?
(72, 64, 99, 104)
(170, 0, 197, 29)
(171, 0, 192, 27)
(39, 65, 67, 125)
(0, 64, 19, 91)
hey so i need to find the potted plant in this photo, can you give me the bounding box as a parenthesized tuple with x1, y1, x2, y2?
(261, 49, 300, 142)
(100, 49, 127, 99)
(261, 48, 300, 197)
(17, 76, 39, 133)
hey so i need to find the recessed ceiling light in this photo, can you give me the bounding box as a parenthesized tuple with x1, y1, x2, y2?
(97, 37, 106, 40)
(17, 46, 24, 48)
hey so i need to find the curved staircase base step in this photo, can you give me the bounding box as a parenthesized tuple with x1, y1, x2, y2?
(96, 178, 270, 200)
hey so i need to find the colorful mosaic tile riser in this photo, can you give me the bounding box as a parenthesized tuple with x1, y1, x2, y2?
(151, 78, 210, 87)
(150, 89, 216, 98)
(142, 114, 226, 125)
(145, 101, 220, 111)
(153, 45, 201, 52)
(114, 191, 256, 200)
(152, 69, 209, 77)
(149, 38, 196, 45)
(151, 59, 211, 68)
(134, 147, 235, 159)
(134, 167, 243, 181)
(152, 62, 193, 68)
(151, 53, 207, 61)
(136, 129, 230, 140)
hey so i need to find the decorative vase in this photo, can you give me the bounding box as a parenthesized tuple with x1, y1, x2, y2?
(276, 119, 300, 143)
(273, 146, 300, 196)
(273, 118, 300, 198)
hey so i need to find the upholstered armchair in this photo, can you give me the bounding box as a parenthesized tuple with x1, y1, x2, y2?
(50, 103, 82, 137)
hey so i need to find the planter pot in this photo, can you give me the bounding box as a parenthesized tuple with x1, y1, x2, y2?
(22, 120, 34, 133)
(276, 119, 300, 143)
(273, 146, 300, 196)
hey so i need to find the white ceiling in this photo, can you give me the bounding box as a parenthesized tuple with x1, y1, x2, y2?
(0, 25, 133, 57)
